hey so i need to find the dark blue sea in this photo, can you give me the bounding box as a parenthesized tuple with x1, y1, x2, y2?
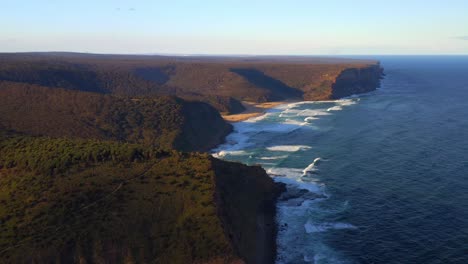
(213, 56, 468, 263)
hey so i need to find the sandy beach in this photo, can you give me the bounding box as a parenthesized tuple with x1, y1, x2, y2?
(222, 101, 296, 122)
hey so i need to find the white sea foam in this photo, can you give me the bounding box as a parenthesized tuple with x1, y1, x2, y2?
(327, 105, 343, 111)
(304, 221, 357, 233)
(280, 108, 300, 114)
(283, 118, 308, 126)
(275, 101, 312, 110)
(259, 155, 288, 160)
(296, 109, 330, 117)
(302, 158, 321, 176)
(336, 98, 358, 106)
(244, 112, 273, 122)
(266, 145, 311, 152)
(266, 167, 303, 178)
(212, 150, 246, 158)
(304, 116, 317, 122)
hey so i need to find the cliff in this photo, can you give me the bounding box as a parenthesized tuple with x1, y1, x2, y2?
(0, 83, 232, 152)
(330, 64, 384, 99)
(212, 158, 285, 264)
(0, 53, 383, 107)
(0, 132, 282, 263)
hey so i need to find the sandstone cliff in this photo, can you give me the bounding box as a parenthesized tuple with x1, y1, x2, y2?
(330, 64, 384, 99)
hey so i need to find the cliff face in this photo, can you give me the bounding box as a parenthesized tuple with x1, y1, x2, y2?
(330, 64, 384, 99)
(211, 158, 285, 264)
(283, 64, 384, 101)
(175, 100, 233, 151)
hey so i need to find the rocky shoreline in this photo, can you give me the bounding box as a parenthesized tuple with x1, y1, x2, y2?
(222, 63, 384, 123)
(213, 64, 384, 263)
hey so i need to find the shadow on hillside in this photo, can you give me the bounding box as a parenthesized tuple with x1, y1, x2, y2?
(134, 67, 173, 85)
(230, 68, 303, 100)
(0, 67, 107, 93)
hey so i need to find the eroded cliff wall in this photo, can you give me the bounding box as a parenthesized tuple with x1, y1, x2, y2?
(212, 158, 285, 264)
(330, 64, 384, 99)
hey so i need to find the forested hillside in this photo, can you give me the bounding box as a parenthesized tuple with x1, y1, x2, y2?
(0, 82, 231, 152)
(0, 53, 383, 107)
(0, 131, 281, 263)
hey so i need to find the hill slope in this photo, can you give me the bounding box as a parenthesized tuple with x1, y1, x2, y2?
(0, 53, 383, 106)
(0, 82, 231, 152)
(0, 132, 283, 263)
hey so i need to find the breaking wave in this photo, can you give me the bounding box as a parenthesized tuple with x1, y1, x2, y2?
(212, 98, 361, 263)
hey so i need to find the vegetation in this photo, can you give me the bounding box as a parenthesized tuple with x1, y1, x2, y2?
(0, 83, 231, 152)
(0, 53, 382, 106)
(0, 132, 279, 263)
(0, 53, 382, 263)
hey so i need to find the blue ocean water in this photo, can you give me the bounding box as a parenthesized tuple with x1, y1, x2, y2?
(213, 56, 468, 264)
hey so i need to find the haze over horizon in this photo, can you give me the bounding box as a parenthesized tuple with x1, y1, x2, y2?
(2, 0, 468, 55)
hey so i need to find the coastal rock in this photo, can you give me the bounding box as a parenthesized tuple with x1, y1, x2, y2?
(330, 64, 384, 99)
(212, 160, 285, 264)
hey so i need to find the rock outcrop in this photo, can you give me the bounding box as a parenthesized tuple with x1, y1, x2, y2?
(212, 158, 285, 264)
(330, 64, 384, 99)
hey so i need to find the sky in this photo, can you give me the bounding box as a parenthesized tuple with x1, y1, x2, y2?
(1, 0, 468, 55)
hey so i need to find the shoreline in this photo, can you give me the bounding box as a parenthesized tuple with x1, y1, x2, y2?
(222, 100, 299, 122)
(214, 95, 371, 263)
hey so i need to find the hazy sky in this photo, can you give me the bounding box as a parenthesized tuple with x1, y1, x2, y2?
(2, 0, 468, 55)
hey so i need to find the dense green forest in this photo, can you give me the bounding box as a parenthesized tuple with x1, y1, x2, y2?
(0, 131, 281, 263)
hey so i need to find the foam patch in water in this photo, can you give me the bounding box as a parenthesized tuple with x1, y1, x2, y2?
(304, 221, 357, 233)
(302, 157, 322, 176)
(212, 150, 246, 158)
(266, 145, 312, 152)
(259, 155, 288, 160)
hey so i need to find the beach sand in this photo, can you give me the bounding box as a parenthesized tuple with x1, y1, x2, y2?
(222, 101, 295, 122)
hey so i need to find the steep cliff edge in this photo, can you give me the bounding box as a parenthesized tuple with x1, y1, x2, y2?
(330, 64, 384, 99)
(174, 100, 233, 151)
(212, 158, 285, 264)
(0, 133, 282, 264)
(263, 63, 384, 101)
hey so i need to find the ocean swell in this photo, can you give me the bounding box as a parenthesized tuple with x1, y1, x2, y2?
(212, 98, 360, 263)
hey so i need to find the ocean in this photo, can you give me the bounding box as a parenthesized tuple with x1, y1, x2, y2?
(212, 56, 468, 264)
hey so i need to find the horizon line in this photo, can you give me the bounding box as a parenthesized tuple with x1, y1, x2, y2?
(2, 51, 468, 57)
